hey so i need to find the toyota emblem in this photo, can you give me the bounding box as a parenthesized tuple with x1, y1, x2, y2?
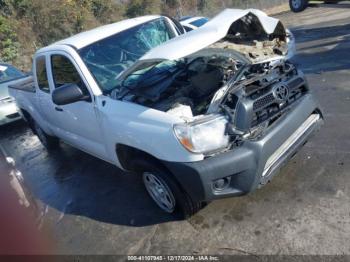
(272, 84, 289, 102)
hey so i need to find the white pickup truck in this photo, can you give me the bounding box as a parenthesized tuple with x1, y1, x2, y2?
(10, 9, 323, 217)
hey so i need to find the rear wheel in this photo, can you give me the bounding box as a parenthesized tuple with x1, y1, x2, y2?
(289, 0, 308, 12)
(135, 159, 202, 218)
(32, 121, 59, 150)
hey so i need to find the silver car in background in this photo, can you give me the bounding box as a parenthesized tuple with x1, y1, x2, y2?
(0, 63, 28, 125)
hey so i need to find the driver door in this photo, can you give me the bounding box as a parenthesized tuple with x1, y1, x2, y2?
(47, 52, 107, 160)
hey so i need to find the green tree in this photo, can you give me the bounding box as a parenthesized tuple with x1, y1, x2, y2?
(89, 0, 124, 23)
(125, 0, 162, 18)
(11, 0, 32, 17)
(0, 16, 19, 62)
(0, 0, 12, 16)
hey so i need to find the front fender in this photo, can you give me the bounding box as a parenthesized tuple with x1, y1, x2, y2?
(97, 97, 204, 166)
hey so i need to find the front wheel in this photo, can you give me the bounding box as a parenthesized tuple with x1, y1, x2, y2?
(135, 159, 202, 218)
(32, 121, 59, 150)
(143, 172, 176, 213)
(289, 0, 309, 12)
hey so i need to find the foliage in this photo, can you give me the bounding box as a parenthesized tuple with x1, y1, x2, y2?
(0, 0, 285, 69)
(0, 15, 19, 62)
(90, 0, 125, 23)
(0, 0, 123, 67)
(0, 0, 12, 16)
(20, 0, 93, 45)
(125, 0, 162, 17)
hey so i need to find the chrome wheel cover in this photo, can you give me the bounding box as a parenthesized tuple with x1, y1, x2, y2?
(143, 172, 176, 213)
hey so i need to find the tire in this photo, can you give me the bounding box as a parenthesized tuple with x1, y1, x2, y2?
(134, 158, 202, 219)
(32, 120, 59, 150)
(289, 0, 308, 12)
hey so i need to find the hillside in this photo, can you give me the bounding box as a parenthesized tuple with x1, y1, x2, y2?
(0, 0, 285, 70)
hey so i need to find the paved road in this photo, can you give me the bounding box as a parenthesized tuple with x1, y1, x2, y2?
(1, 4, 349, 255)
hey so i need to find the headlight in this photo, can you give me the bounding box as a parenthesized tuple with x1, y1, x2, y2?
(173, 115, 229, 154)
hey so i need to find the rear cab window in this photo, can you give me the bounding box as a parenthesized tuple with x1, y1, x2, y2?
(35, 56, 50, 93)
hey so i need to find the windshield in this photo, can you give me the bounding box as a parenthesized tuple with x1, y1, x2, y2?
(79, 18, 175, 93)
(0, 64, 25, 84)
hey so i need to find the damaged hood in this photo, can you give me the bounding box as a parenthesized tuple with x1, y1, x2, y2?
(119, 9, 287, 80)
(141, 8, 286, 61)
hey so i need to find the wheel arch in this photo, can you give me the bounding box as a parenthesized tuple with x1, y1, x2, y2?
(116, 144, 166, 173)
(19, 107, 55, 136)
(19, 108, 35, 129)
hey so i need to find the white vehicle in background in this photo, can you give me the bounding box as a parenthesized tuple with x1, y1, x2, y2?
(0, 63, 30, 125)
(179, 16, 209, 32)
(9, 9, 322, 218)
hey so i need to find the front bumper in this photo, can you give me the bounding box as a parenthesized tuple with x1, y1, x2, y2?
(0, 101, 21, 125)
(163, 94, 323, 202)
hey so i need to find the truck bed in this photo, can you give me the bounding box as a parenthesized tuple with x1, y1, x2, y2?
(8, 75, 35, 93)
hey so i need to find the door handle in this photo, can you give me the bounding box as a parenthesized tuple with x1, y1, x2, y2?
(55, 107, 63, 112)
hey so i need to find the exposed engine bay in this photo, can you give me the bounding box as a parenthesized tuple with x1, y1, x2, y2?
(109, 11, 308, 152)
(113, 49, 244, 115)
(113, 52, 238, 115)
(112, 52, 308, 133)
(111, 12, 297, 126)
(99, 10, 310, 155)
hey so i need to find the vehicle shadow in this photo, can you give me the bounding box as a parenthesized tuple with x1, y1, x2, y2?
(308, 2, 350, 9)
(290, 22, 350, 74)
(0, 121, 180, 227)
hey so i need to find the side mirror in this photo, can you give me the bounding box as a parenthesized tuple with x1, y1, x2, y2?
(52, 83, 90, 105)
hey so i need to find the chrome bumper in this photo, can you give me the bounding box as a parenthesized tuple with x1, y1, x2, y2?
(262, 113, 321, 178)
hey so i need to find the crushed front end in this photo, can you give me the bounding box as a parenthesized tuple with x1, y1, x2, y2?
(163, 92, 323, 202)
(162, 60, 323, 202)
(109, 10, 323, 202)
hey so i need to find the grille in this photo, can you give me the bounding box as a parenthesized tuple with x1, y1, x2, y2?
(253, 93, 274, 111)
(227, 74, 307, 132)
(250, 78, 307, 128)
(252, 77, 305, 113)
